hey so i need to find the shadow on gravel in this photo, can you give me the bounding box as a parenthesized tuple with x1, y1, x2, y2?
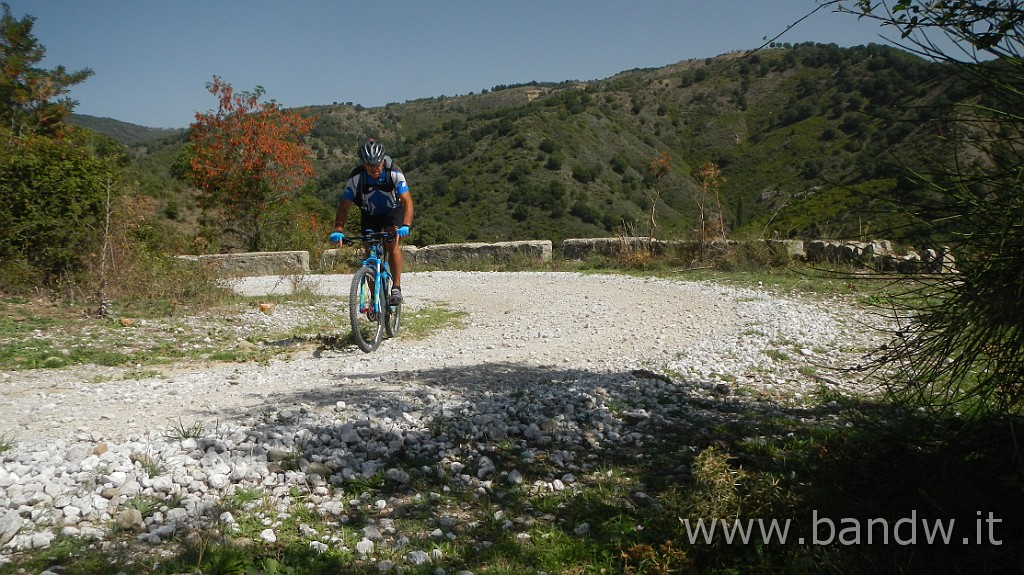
(16, 362, 1019, 574)
(202, 361, 1023, 574)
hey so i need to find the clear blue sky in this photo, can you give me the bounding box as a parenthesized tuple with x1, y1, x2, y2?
(19, 1, 903, 129)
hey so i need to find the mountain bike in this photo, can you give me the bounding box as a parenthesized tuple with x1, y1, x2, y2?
(342, 231, 401, 352)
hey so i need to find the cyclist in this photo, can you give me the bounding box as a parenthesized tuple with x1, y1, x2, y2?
(330, 139, 414, 304)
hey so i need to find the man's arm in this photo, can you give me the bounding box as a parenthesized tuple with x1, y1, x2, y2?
(401, 192, 414, 228)
(334, 198, 353, 232)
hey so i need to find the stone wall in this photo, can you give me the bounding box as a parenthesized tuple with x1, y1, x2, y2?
(561, 237, 671, 258)
(561, 237, 805, 262)
(803, 239, 956, 273)
(404, 240, 552, 267)
(181, 238, 954, 277)
(178, 251, 310, 277)
(319, 240, 552, 271)
(561, 237, 953, 273)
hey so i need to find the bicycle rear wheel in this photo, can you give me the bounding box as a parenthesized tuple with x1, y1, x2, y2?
(382, 273, 401, 338)
(349, 266, 383, 352)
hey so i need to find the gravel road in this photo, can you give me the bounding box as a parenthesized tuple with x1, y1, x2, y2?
(0, 271, 892, 558)
(1, 271, 882, 447)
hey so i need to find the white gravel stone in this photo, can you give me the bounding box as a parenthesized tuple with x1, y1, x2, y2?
(356, 538, 375, 556)
(407, 550, 430, 565)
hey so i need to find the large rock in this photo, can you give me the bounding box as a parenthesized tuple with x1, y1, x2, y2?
(766, 239, 806, 260)
(0, 509, 24, 546)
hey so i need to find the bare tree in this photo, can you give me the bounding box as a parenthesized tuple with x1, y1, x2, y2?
(692, 162, 726, 260)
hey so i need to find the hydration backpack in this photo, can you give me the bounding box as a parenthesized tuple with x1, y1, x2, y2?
(349, 155, 400, 211)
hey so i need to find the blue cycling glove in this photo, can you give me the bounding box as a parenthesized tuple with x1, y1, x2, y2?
(329, 231, 345, 243)
(396, 225, 410, 238)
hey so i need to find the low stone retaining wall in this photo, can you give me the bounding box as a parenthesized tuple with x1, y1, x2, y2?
(319, 240, 551, 271)
(561, 237, 671, 258)
(561, 237, 953, 272)
(180, 238, 954, 277)
(804, 239, 956, 273)
(404, 240, 552, 266)
(178, 251, 310, 277)
(561, 237, 806, 261)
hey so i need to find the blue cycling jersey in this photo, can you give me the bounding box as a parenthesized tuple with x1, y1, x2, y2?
(342, 168, 410, 216)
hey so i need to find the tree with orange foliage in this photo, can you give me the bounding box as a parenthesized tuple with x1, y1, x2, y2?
(188, 76, 314, 251)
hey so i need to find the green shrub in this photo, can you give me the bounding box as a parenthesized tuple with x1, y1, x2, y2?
(717, 241, 794, 272)
(0, 129, 123, 287)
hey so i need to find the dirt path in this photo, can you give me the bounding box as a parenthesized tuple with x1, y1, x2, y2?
(0, 272, 871, 444)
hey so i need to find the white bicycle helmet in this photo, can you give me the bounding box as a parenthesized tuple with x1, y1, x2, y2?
(358, 139, 386, 165)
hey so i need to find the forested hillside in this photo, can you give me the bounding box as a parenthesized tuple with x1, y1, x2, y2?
(69, 114, 183, 146)
(85, 42, 977, 250)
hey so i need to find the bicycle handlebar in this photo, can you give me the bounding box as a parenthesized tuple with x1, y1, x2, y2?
(340, 231, 396, 245)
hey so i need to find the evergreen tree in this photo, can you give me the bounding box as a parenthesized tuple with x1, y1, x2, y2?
(0, 2, 92, 137)
(0, 3, 115, 290)
(835, 0, 1024, 416)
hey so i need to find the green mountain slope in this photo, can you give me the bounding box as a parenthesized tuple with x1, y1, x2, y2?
(94, 42, 975, 250)
(69, 114, 184, 146)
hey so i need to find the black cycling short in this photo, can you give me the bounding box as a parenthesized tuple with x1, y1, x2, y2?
(359, 205, 403, 234)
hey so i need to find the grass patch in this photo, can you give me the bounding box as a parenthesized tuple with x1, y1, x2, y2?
(0, 290, 466, 371)
(763, 348, 791, 362)
(0, 432, 14, 453)
(220, 487, 265, 511)
(399, 305, 467, 339)
(166, 418, 205, 440)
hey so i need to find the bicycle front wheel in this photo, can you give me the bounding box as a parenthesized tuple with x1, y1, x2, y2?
(349, 266, 383, 352)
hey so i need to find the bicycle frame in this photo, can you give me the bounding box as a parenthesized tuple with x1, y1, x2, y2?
(359, 236, 392, 316)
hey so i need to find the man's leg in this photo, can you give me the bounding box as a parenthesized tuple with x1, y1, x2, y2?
(384, 207, 405, 303)
(386, 229, 403, 303)
(387, 235, 403, 288)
